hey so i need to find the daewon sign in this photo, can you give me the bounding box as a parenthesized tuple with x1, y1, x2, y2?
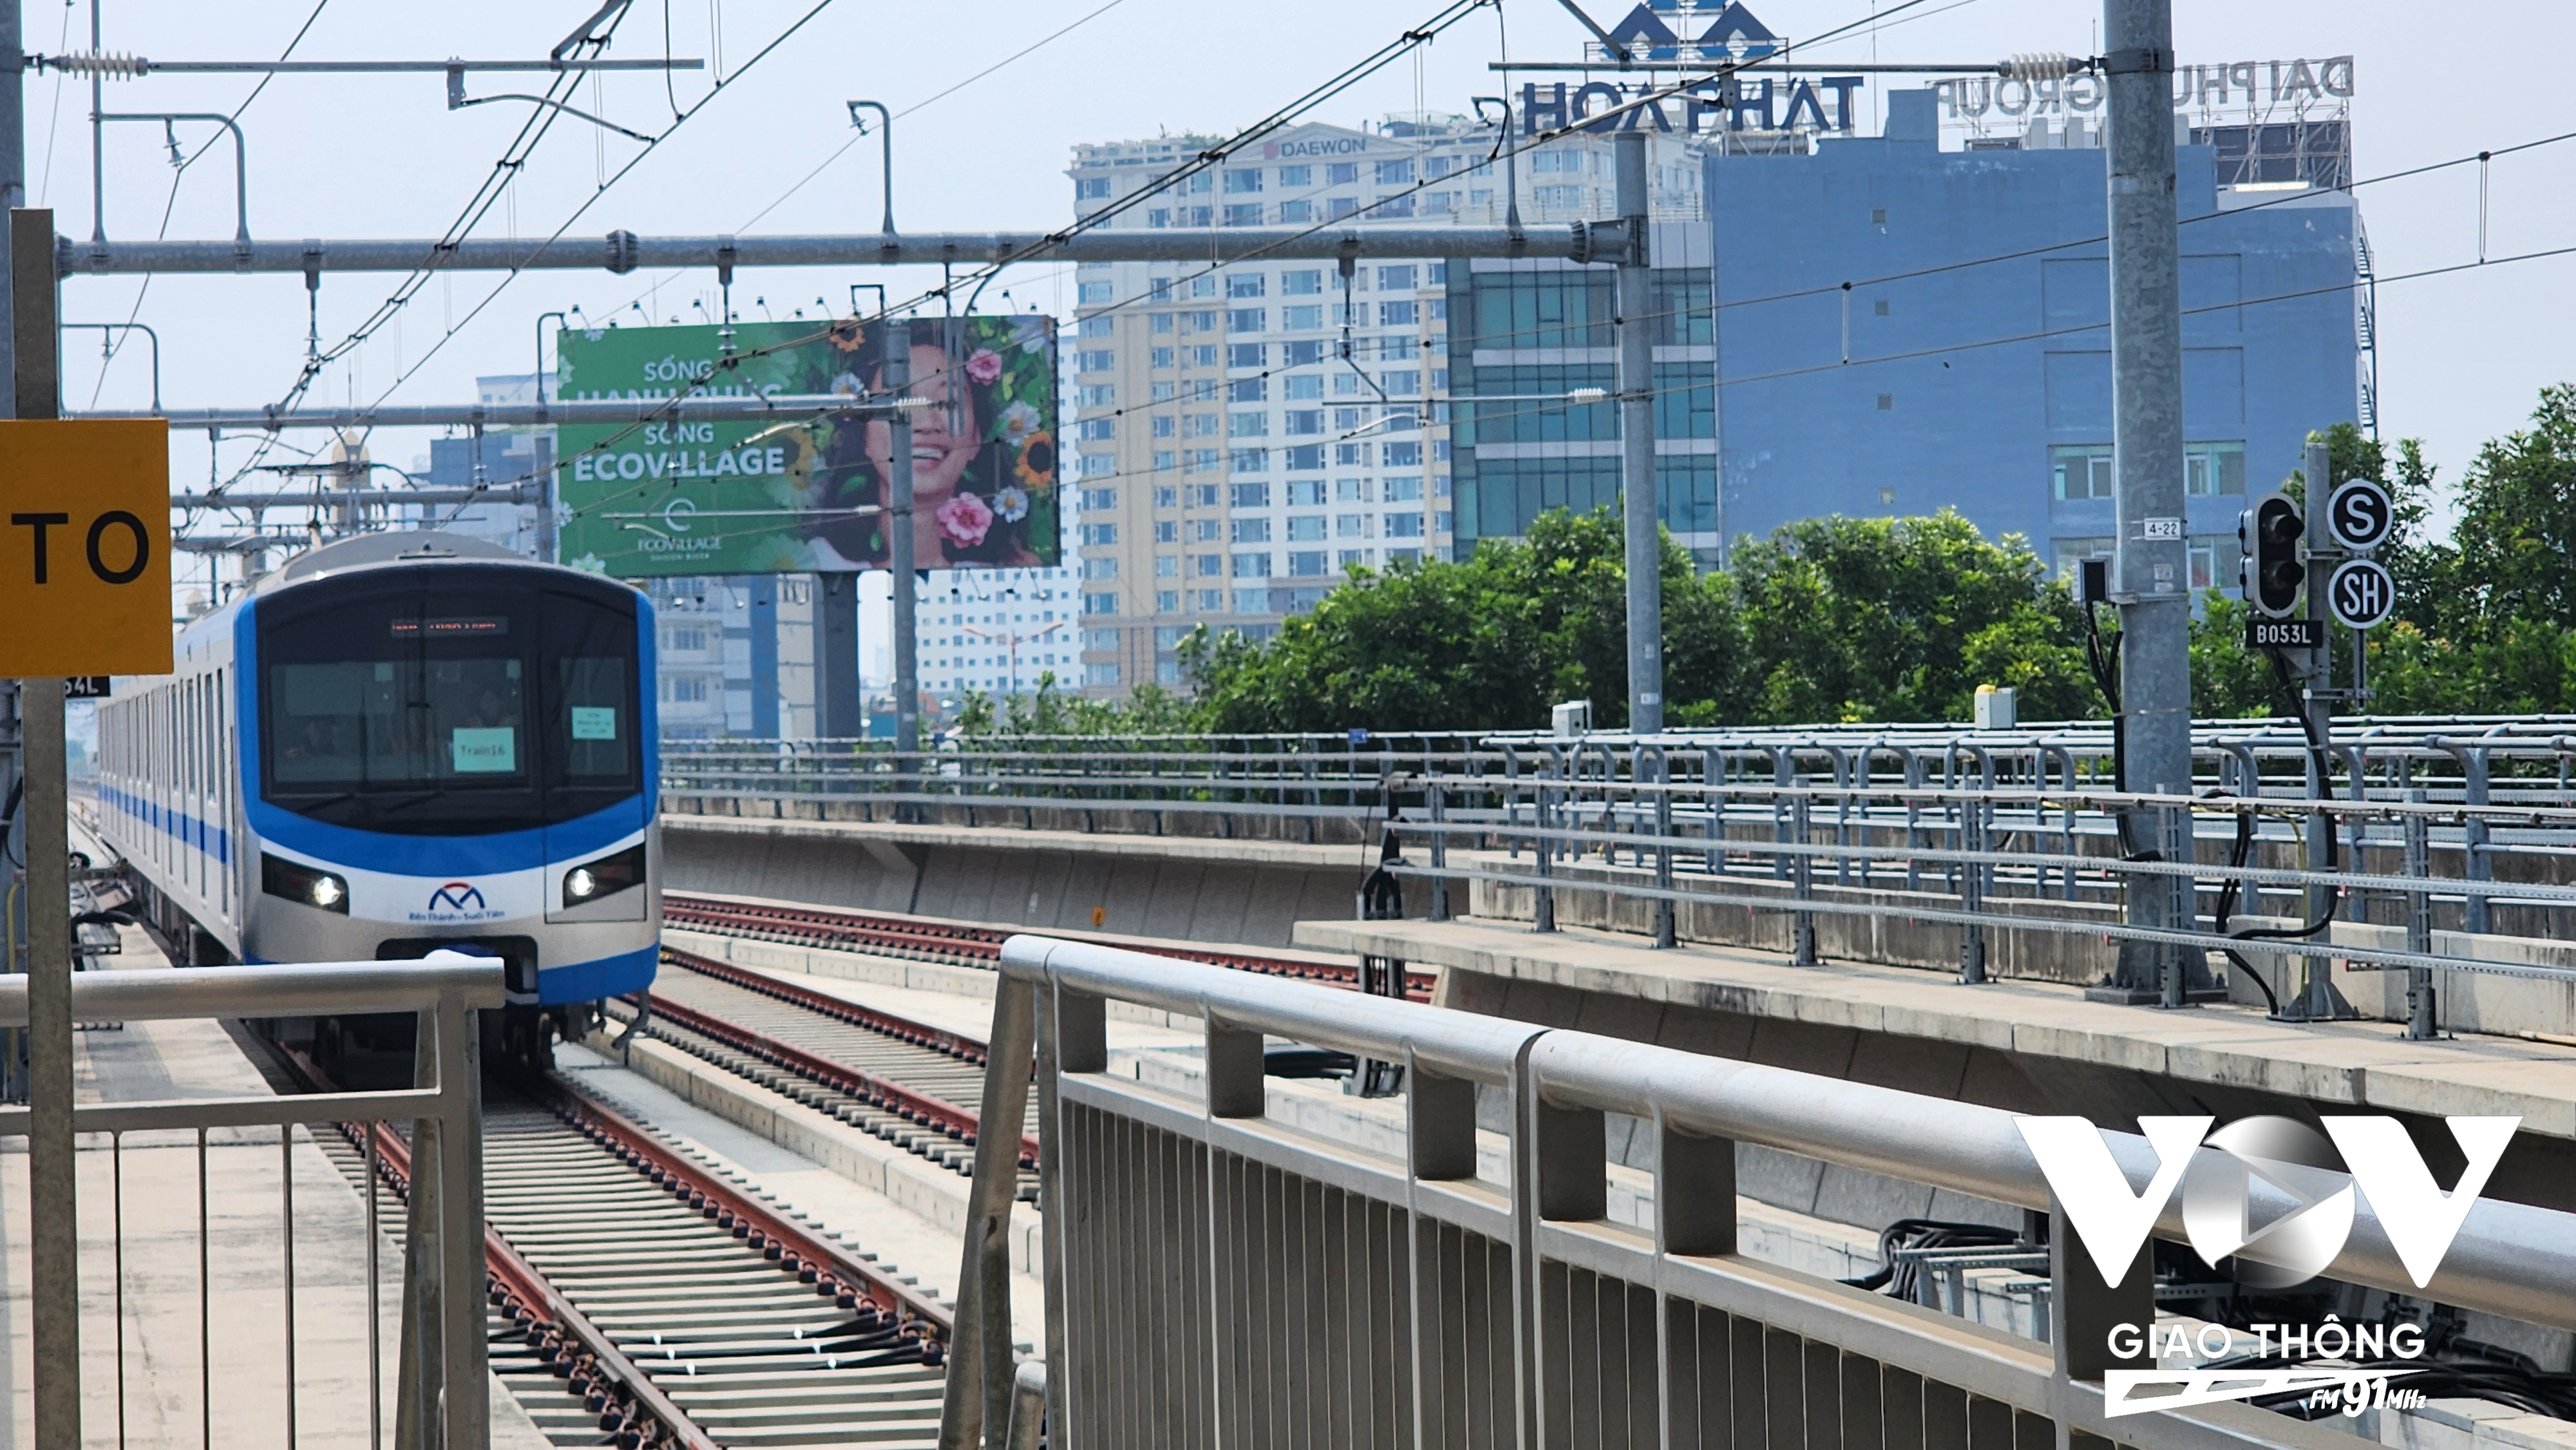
(0, 419, 172, 677)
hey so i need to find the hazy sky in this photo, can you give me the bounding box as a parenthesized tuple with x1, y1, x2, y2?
(48, 0, 2573, 545)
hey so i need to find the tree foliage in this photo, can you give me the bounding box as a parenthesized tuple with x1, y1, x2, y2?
(951, 388, 2576, 739)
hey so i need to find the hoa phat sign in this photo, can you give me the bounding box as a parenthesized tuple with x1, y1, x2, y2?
(1531, 3, 1867, 136)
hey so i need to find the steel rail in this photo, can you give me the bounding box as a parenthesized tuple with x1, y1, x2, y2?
(663, 892, 1436, 997)
(639, 970, 1037, 1166)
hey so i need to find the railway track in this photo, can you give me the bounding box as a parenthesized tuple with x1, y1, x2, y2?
(663, 891, 1435, 999)
(278, 1042, 955, 1449)
(609, 946, 1039, 1196)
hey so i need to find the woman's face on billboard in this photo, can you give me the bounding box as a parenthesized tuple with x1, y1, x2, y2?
(867, 341, 981, 554)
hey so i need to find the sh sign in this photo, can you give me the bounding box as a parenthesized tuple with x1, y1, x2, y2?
(0, 419, 172, 677)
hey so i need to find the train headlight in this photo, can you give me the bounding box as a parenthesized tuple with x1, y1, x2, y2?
(562, 843, 645, 908)
(261, 854, 350, 915)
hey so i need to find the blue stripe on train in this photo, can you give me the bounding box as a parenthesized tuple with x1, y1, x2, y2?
(100, 782, 234, 865)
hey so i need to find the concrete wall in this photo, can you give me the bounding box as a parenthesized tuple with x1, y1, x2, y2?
(661, 814, 1383, 947)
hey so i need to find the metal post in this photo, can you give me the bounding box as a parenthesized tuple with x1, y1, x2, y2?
(2105, 1, 2192, 972)
(1790, 792, 1818, 965)
(432, 993, 488, 1450)
(938, 975, 1037, 1450)
(1613, 127, 1662, 733)
(887, 317, 920, 818)
(2404, 789, 2436, 1039)
(2159, 795, 2190, 1009)
(1959, 797, 1987, 985)
(1533, 762, 1557, 933)
(14, 200, 79, 1450)
(1428, 781, 1451, 922)
(395, 1015, 441, 1450)
(1651, 754, 1676, 949)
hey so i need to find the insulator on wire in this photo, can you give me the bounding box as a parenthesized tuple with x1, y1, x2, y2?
(45, 50, 150, 79)
(1998, 51, 2080, 81)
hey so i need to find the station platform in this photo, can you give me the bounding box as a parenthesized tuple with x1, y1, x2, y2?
(0, 923, 549, 1450)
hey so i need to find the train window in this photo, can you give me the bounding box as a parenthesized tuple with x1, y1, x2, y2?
(258, 567, 639, 834)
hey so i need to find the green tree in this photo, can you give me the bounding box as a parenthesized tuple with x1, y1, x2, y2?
(1727, 510, 2093, 722)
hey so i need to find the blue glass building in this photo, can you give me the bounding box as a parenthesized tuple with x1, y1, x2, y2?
(1450, 89, 2365, 591)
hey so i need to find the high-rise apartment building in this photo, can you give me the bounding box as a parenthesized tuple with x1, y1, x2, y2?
(1063, 113, 1708, 695)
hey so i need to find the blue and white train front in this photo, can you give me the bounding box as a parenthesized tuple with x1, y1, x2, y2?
(238, 554, 658, 1037)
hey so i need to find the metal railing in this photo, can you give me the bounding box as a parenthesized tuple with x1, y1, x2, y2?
(0, 956, 502, 1450)
(942, 935, 2576, 1450)
(664, 720, 2576, 1027)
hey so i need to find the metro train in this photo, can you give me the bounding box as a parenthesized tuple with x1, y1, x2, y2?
(97, 531, 660, 1064)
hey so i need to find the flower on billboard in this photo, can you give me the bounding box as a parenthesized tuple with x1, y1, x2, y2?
(829, 320, 866, 353)
(828, 371, 864, 397)
(1009, 315, 1049, 355)
(1014, 431, 1057, 487)
(997, 400, 1043, 446)
(992, 485, 1030, 522)
(937, 491, 995, 547)
(965, 348, 1003, 386)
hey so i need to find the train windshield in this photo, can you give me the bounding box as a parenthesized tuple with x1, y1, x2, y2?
(258, 570, 642, 834)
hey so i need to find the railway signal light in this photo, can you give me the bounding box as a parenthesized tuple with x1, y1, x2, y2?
(2239, 492, 2306, 618)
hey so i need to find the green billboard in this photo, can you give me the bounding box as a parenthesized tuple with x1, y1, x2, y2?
(554, 315, 1059, 577)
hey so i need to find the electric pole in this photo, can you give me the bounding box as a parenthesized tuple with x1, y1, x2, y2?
(1614, 127, 1661, 734)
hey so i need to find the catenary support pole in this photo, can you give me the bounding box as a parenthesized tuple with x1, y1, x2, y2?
(1614, 128, 1661, 734)
(2298, 437, 2337, 1015)
(2104, 0, 2191, 986)
(816, 572, 861, 737)
(15, 201, 80, 1450)
(887, 318, 920, 814)
(0, 0, 24, 1105)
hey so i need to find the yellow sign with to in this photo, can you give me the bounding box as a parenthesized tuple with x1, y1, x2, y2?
(0, 419, 171, 678)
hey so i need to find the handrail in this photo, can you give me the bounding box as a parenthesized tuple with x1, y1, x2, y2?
(994, 935, 2576, 1331)
(0, 956, 506, 1024)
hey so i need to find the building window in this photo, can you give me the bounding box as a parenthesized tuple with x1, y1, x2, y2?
(1184, 310, 1217, 332)
(1226, 273, 1266, 298)
(1327, 196, 1359, 220)
(1078, 281, 1113, 304)
(2185, 442, 2247, 495)
(1151, 416, 1177, 439)
(1383, 476, 1423, 502)
(1381, 372, 1421, 400)
(2051, 446, 2116, 500)
(1336, 513, 1369, 538)
(1231, 518, 1272, 544)
(1327, 162, 1359, 185)
(1083, 591, 1119, 615)
(1287, 479, 1327, 505)
(1193, 588, 1224, 610)
(1079, 316, 1113, 338)
(1284, 410, 1324, 436)
(1230, 482, 1272, 509)
(1078, 349, 1115, 372)
(1378, 335, 1420, 360)
(2052, 536, 2115, 578)
(1150, 346, 1174, 368)
(1232, 552, 1273, 578)
(1082, 486, 1117, 511)
(1227, 308, 1266, 334)
(1083, 557, 1118, 580)
(1186, 344, 1218, 368)
(1375, 159, 1415, 186)
(1082, 627, 1119, 650)
(1231, 588, 1273, 614)
(1283, 443, 1326, 471)
(1227, 447, 1269, 473)
(1193, 553, 1224, 577)
(1287, 515, 1327, 541)
(1223, 168, 1263, 194)
(1227, 377, 1267, 403)
(1078, 417, 1115, 442)
(1385, 513, 1424, 538)
(1077, 384, 1115, 408)
(1155, 554, 1180, 577)
(1336, 442, 1371, 467)
(1378, 300, 1418, 328)
(1085, 662, 1120, 686)
(1156, 590, 1181, 613)
(1434, 511, 1453, 534)
(1075, 176, 1111, 200)
(1184, 413, 1220, 438)
(1155, 485, 1179, 508)
(1148, 209, 1170, 228)
(1154, 520, 1179, 543)
(1383, 440, 1423, 467)
(1080, 523, 1118, 546)
(1278, 165, 1312, 187)
(1284, 340, 1327, 367)
(1283, 374, 1324, 402)
(1287, 550, 1329, 577)
(1282, 304, 1324, 331)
